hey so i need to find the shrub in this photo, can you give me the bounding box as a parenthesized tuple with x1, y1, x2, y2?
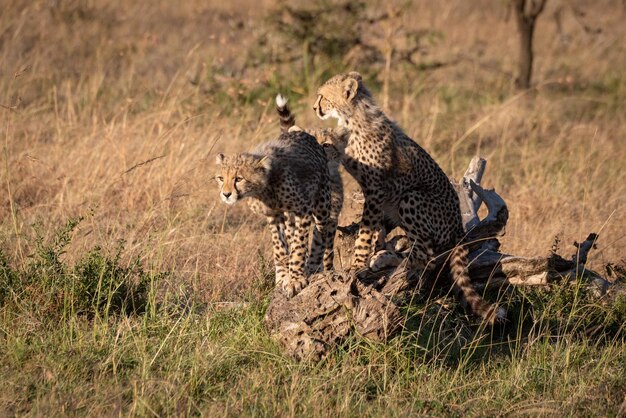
(0, 217, 161, 321)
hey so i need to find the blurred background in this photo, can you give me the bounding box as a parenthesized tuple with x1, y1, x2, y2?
(1, 0, 625, 301)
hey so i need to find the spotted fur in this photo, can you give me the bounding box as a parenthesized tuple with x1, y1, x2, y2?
(274, 95, 345, 246)
(215, 106, 336, 297)
(313, 72, 505, 324)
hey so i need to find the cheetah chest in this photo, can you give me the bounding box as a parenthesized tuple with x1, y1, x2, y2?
(345, 135, 395, 183)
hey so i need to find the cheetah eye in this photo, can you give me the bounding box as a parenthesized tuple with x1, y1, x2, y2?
(216, 176, 224, 182)
(235, 177, 243, 183)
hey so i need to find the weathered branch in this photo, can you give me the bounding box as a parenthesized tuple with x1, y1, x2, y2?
(455, 157, 508, 253)
(264, 156, 613, 361)
(572, 233, 598, 265)
(458, 156, 487, 230)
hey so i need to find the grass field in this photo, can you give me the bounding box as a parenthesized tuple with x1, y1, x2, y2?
(1, 0, 625, 415)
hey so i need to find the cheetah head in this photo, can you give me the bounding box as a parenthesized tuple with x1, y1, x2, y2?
(313, 71, 370, 126)
(214, 153, 271, 204)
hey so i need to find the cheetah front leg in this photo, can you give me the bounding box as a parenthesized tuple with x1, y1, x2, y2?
(283, 212, 296, 249)
(309, 211, 338, 274)
(309, 185, 336, 274)
(397, 192, 435, 271)
(322, 215, 338, 272)
(351, 193, 384, 274)
(308, 213, 327, 275)
(267, 214, 290, 289)
(285, 214, 311, 297)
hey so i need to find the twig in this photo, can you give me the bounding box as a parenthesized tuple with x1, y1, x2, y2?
(124, 154, 166, 175)
(0, 97, 21, 113)
(14, 64, 31, 78)
(0, 103, 18, 113)
(206, 129, 223, 158)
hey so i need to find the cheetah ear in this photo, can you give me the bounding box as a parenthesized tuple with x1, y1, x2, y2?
(256, 156, 272, 172)
(347, 71, 362, 82)
(343, 77, 359, 102)
(215, 153, 225, 164)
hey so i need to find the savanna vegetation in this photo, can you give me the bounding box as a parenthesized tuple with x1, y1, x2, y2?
(1, 0, 625, 415)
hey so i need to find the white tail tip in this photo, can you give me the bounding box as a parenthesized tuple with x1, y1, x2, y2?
(495, 307, 507, 322)
(275, 94, 288, 108)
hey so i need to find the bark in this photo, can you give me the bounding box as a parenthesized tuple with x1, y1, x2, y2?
(264, 272, 403, 362)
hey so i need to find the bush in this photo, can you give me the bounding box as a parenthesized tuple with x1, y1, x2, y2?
(0, 217, 161, 320)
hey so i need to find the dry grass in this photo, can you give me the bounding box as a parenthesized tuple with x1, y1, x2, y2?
(1, 0, 625, 415)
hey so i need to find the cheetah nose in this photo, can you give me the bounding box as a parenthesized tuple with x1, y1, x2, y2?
(222, 192, 232, 198)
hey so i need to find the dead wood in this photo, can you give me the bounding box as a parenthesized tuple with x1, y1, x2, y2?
(264, 157, 613, 360)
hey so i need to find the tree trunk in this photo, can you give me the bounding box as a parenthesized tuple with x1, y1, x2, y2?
(515, 10, 534, 89)
(513, 0, 547, 89)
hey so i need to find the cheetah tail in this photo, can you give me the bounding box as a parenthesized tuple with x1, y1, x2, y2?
(275, 94, 295, 133)
(449, 244, 506, 325)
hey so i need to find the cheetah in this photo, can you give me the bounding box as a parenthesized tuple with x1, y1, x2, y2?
(313, 71, 505, 323)
(275, 94, 344, 244)
(215, 97, 337, 297)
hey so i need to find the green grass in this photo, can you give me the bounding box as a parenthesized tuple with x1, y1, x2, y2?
(1, 222, 624, 416)
(2, 0, 626, 415)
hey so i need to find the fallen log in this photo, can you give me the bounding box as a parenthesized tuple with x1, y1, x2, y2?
(264, 157, 613, 361)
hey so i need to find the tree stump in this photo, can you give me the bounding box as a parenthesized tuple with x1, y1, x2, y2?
(264, 157, 613, 361)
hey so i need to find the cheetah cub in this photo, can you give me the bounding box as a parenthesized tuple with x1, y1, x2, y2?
(275, 94, 345, 244)
(313, 72, 505, 324)
(215, 97, 337, 297)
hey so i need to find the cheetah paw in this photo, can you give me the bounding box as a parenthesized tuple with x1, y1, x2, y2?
(275, 272, 290, 289)
(283, 276, 309, 298)
(369, 250, 404, 272)
(349, 265, 372, 280)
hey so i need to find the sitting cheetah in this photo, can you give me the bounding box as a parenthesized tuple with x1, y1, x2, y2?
(313, 72, 505, 323)
(215, 98, 338, 297)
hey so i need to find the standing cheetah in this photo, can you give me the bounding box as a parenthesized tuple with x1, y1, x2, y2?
(275, 94, 344, 247)
(214, 98, 337, 297)
(313, 72, 504, 323)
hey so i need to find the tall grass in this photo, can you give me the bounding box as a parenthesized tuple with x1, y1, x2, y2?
(1, 0, 625, 415)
